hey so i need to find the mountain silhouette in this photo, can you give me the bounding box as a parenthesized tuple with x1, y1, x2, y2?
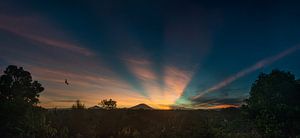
(130, 103, 153, 110)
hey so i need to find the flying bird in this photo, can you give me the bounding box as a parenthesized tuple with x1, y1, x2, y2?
(65, 79, 69, 85)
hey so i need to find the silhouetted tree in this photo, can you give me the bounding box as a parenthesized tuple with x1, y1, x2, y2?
(0, 65, 44, 105)
(99, 99, 117, 109)
(0, 65, 57, 137)
(72, 100, 85, 109)
(244, 70, 300, 137)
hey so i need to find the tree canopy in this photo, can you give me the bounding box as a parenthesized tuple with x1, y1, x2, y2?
(0, 65, 53, 137)
(0, 65, 44, 106)
(99, 99, 117, 109)
(244, 70, 300, 136)
(72, 100, 85, 110)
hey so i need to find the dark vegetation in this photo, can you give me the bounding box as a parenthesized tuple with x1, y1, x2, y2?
(99, 99, 117, 109)
(0, 65, 300, 137)
(243, 70, 300, 137)
(72, 100, 85, 110)
(46, 109, 258, 138)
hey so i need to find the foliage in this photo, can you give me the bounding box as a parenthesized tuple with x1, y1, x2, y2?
(244, 70, 300, 137)
(46, 109, 261, 138)
(0, 65, 57, 137)
(72, 100, 85, 110)
(99, 99, 117, 109)
(0, 65, 44, 105)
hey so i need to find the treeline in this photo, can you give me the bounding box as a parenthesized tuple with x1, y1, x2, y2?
(72, 99, 117, 110)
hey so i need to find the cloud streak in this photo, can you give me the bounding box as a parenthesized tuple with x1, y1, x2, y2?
(124, 54, 195, 109)
(26, 65, 146, 108)
(0, 15, 94, 56)
(191, 45, 300, 100)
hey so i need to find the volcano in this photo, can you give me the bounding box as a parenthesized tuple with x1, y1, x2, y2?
(130, 103, 153, 110)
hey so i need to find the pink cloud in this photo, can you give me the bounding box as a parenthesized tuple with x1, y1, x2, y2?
(124, 58, 157, 81)
(162, 65, 194, 103)
(23, 65, 148, 108)
(0, 15, 94, 56)
(123, 55, 195, 108)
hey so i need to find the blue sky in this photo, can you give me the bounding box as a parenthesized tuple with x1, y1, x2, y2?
(0, 0, 300, 109)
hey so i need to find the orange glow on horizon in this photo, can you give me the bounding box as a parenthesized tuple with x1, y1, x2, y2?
(206, 104, 239, 109)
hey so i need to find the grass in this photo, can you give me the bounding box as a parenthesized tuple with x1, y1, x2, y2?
(45, 108, 261, 138)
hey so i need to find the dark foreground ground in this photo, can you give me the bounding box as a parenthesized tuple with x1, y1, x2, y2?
(46, 108, 260, 138)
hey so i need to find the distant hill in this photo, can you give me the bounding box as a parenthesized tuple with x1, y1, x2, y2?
(130, 103, 153, 110)
(88, 105, 101, 110)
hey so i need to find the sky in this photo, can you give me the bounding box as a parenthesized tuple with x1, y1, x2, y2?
(0, 0, 300, 109)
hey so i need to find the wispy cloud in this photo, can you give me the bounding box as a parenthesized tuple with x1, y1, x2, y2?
(0, 15, 94, 56)
(27, 65, 146, 108)
(0, 20, 155, 108)
(164, 66, 193, 96)
(124, 58, 157, 81)
(191, 45, 300, 100)
(123, 54, 195, 109)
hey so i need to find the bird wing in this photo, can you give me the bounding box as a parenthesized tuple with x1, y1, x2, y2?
(65, 79, 69, 85)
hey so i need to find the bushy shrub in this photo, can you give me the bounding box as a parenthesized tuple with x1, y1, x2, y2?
(244, 70, 300, 137)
